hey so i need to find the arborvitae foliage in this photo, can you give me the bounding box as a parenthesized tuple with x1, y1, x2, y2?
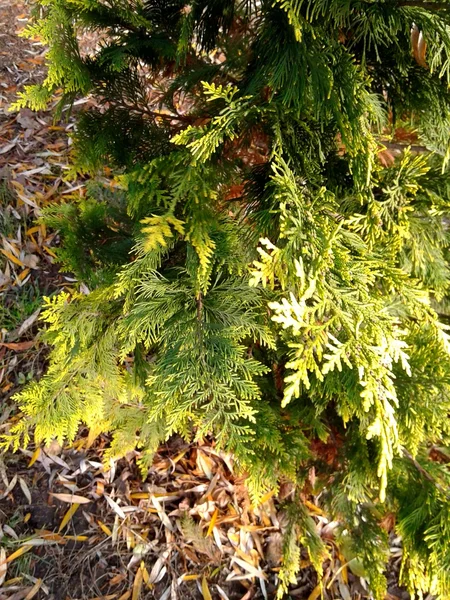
(6, 0, 450, 596)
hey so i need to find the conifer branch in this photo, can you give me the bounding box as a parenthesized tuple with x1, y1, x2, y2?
(7, 1, 450, 596)
(402, 448, 450, 500)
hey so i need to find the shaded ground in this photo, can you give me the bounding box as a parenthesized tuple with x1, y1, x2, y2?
(0, 2, 411, 599)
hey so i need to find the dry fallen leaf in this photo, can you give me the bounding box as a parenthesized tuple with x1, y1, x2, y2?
(132, 566, 143, 600)
(104, 495, 126, 519)
(28, 447, 41, 467)
(0, 474, 18, 499)
(97, 520, 113, 536)
(6, 545, 33, 564)
(50, 493, 91, 504)
(22, 254, 40, 269)
(411, 23, 428, 68)
(196, 450, 216, 480)
(0, 341, 35, 351)
(19, 478, 32, 504)
(0, 548, 7, 586)
(201, 576, 213, 600)
(58, 503, 80, 532)
(307, 583, 322, 600)
(24, 578, 42, 600)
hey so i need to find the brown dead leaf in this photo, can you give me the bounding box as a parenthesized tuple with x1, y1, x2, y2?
(378, 149, 396, 167)
(17, 110, 39, 131)
(266, 532, 283, 566)
(196, 450, 215, 480)
(4, 588, 34, 600)
(0, 548, 7, 586)
(109, 573, 127, 586)
(22, 254, 40, 269)
(0, 341, 35, 351)
(411, 24, 428, 68)
(50, 493, 91, 504)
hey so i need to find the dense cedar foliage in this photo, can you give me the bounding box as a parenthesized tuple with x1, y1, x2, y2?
(5, 0, 450, 596)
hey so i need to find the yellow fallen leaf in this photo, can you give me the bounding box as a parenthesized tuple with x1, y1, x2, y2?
(24, 513, 31, 523)
(97, 520, 112, 537)
(304, 500, 325, 516)
(26, 226, 41, 236)
(0, 249, 25, 267)
(6, 545, 32, 563)
(172, 448, 188, 463)
(132, 566, 143, 600)
(338, 552, 349, 585)
(110, 574, 127, 586)
(58, 503, 80, 532)
(64, 535, 88, 542)
(201, 576, 212, 600)
(130, 492, 150, 500)
(307, 583, 322, 600)
(259, 490, 275, 505)
(182, 574, 200, 581)
(24, 578, 42, 600)
(141, 562, 150, 586)
(207, 507, 219, 537)
(18, 268, 30, 281)
(35, 531, 65, 542)
(28, 448, 41, 467)
(4, 577, 23, 586)
(126, 528, 135, 550)
(44, 246, 58, 258)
